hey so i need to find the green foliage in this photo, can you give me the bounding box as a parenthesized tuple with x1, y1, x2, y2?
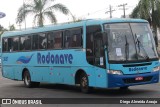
(0, 24, 16, 38)
(130, 0, 160, 43)
(131, 0, 160, 27)
(0, 25, 5, 36)
(16, 0, 70, 27)
(9, 24, 16, 31)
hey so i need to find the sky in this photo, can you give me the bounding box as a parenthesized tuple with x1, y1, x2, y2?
(0, 0, 139, 29)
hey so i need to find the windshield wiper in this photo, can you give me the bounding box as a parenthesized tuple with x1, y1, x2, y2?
(125, 35, 129, 61)
(135, 34, 150, 60)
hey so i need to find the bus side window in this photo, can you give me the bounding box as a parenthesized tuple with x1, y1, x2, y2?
(64, 28, 82, 48)
(20, 36, 32, 51)
(12, 37, 19, 51)
(64, 30, 71, 48)
(20, 36, 25, 50)
(54, 31, 62, 49)
(70, 28, 82, 47)
(32, 35, 39, 50)
(2, 38, 8, 52)
(47, 32, 54, 49)
(8, 38, 13, 52)
(39, 33, 47, 49)
(25, 36, 31, 50)
(86, 25, 101, 65)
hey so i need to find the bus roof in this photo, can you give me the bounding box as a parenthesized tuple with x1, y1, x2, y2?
(1, 18, 148, 38)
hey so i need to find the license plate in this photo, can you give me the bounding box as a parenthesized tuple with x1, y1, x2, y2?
(135, 77, 143, 81)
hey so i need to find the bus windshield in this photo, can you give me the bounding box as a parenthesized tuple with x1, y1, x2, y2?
(104, 23, 158, 63)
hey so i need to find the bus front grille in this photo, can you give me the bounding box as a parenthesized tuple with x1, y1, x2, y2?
(123, 76, 153, 84)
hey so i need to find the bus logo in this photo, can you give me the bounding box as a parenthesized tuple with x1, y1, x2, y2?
(37, 52, 73, 64)
(17, 54, 34, 64)
(129, 67, 147, 72)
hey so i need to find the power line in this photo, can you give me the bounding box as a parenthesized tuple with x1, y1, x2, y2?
(105, 5, 116, 18)
(78, 7, 108, 19)
(118, 3, 128, 18)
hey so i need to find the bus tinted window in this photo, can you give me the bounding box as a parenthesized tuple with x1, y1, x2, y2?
(20, 36, 31, 50)
(12, 37, 19, 51)
(32, 34, 39, 50)
(2, 38, 8, 52)
(39, 33, 47, 49)
(64, 28, 82, 48)
(8, 38, 13, 52)
(47, 32, 54, 49)
(47, 31, 62, 49)
(86, 25, 101, 56)
(86, 25, 101, 65)
(54, 32, 62, 49)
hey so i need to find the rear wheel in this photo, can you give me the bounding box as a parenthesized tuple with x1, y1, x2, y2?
(119, 86, 129, 90)
(23, 70, 40, 88)
(80, 73, 91, 93)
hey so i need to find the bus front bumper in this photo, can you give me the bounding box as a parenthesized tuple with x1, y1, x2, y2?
(108, 72, 159, 88)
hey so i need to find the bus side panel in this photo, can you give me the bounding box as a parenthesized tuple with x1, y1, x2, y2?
(80, 67, 96, 87)
(14, 66, 23, 80)
(29, 66, 50, 83)
(77, 67, 107, 88)
(95, 67, 107, 88)
(63, 67, 74, 85)
(2, 66, 15, 80)
(52, 67, 64, 83)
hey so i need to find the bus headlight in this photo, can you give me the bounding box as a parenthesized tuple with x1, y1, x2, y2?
(152, 66, 160, 72)
(107, 70, 123, 75)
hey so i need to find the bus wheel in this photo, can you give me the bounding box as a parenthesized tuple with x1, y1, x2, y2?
(23, 70, 40, 88)
(80, 73, 90, 93)
(119, 86, 129, 90)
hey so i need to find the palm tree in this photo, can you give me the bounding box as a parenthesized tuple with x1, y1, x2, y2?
(130, 0, 160, 45)
(9, 24, 16, 31)
(16, 0, 70, 27)
(0, 25, 6, 36)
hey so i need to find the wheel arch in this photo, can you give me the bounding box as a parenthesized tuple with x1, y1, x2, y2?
(22, 68, 29, 80)
(75, 69, 87, 84)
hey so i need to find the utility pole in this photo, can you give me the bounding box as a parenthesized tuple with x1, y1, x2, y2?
(118, 3, 128, 18)
(105, 5, 115, 18)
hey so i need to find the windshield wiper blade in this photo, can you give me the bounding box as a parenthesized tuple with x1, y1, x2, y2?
(135, 34, 150, 60)
(125, 35, 129, 61)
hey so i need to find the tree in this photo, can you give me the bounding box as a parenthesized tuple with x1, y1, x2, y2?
(0, 24, 16, 38)
(70, 14, 84, 22)
(9, 24, 16, 31)
(16, 0, 70, 27)
(130, 0, 160, 45)
(0, 25, 6, 36)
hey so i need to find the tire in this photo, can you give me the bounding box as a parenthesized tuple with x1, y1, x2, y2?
(80, 73, 91, 93)
(119, 86, 129, 90)
(23, 70, 40, 88)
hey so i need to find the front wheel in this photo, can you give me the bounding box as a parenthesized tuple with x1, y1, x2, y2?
(80, 73, 91, 93)
(23, 70, 40, 88)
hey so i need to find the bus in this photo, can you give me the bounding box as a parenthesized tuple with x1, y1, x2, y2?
(1, 18, 160, 93)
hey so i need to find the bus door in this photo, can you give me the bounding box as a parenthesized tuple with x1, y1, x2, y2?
(93, 33, 105, 67)
(86, 26, 107, 87)
(93, 33, 107, 87)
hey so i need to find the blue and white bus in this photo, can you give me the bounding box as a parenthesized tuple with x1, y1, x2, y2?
(1, 18, 160, 93)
